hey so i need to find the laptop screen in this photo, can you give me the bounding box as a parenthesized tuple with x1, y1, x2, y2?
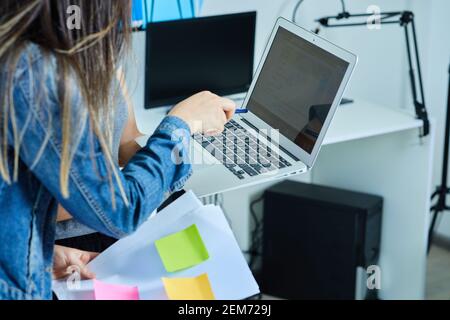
(145, 12, 256, 109)
(247, 27, 349, 154)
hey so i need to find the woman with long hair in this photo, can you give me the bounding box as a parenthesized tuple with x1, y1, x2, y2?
(0, 0, 235, 300)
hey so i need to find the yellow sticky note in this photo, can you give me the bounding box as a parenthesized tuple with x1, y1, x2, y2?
(162, 274, 215, 300)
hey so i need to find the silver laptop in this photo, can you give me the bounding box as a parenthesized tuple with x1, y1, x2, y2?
(185, 18, 357, 197)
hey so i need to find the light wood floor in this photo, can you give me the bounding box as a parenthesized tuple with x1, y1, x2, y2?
(426, 244, 450, 300)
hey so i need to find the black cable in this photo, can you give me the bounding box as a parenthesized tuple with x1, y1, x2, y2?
(340, 0, 347, 13)
(190, 0, 195, 17)
(248, 196, 264, 270)
(143, 0, 149, 27)
(149, 0, 155, 23)
(292, 0, 305, 24)
(336, 0, 350, 20)
(176, 0, 183, 19)
(146, 0, 196, 25)
(248, 203, 259, 264)
(293, 0, 348, 24)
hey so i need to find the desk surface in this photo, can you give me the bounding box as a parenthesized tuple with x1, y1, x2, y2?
(324, 99, 423, 145)
(134, 98, 423, 146)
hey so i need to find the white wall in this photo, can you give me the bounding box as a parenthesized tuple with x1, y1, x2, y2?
(201, 0, 289, 69)
(203, 0, 411, 109)
(202, 0, 450, 238)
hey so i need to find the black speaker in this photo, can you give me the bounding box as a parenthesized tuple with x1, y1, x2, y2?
(260, 180, 383, 300)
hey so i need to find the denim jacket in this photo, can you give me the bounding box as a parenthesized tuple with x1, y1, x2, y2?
(0, 44, 192, 300)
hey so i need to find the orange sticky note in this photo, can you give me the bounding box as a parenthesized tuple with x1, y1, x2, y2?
(162, 274, 215, 300)
(93, 279, 140, 300)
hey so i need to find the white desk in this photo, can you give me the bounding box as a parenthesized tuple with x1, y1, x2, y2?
(128, 30, 434, 300)
(133, 98, 434, 300)
(324, 100, 424, 145)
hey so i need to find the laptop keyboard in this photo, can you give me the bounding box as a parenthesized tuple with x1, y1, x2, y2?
(193, 119, 293, 180)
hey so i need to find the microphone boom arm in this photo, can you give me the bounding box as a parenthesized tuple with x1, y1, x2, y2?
(316, 10, 430, 137)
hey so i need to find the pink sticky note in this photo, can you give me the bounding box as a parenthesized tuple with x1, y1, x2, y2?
(93, 279, 140, 300)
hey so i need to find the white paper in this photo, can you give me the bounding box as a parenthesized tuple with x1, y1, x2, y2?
(53, 191, 260, 300)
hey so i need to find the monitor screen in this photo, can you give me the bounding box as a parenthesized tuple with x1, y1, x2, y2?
(247, 27, 349, 154)
(145, 12, 256, 108)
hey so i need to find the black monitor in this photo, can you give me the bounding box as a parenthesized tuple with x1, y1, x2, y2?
(144, 12, 256, 109)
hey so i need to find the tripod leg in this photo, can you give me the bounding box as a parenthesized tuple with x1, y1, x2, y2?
(428, 209, 441, 253)
(428, 64, 450, 253)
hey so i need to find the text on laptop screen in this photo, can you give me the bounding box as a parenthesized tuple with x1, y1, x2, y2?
(248, 27, 349, 154)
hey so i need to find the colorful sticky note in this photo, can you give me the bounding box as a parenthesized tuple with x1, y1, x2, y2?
(162, 274, 215, 300)
(155, 224, 209, 272)
(93, 280, 140, 300)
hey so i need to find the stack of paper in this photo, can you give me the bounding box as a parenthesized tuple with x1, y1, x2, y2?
(53, 191, 260, 300)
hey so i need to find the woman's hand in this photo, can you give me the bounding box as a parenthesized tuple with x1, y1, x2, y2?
(169, 91, 236, 136)
(53, 245, 99, 280)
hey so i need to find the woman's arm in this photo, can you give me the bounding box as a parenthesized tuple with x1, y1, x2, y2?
(25, 112, 192, 238)
(117, 67, 145, 167)
(117, 97, 144, 167)
(57, 68, 142, 222)
(17, 60, 235, 237)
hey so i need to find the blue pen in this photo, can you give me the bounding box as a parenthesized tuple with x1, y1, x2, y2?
(235, 109, 249, 114)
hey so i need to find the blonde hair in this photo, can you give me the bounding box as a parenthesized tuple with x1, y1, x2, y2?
(0, 0, 132, 207)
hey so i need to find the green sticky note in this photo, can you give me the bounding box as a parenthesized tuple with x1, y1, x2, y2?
(155, 224, 209, 272)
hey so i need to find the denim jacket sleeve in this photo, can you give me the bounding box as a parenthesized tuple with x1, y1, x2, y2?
(11, 45, 192, 239)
